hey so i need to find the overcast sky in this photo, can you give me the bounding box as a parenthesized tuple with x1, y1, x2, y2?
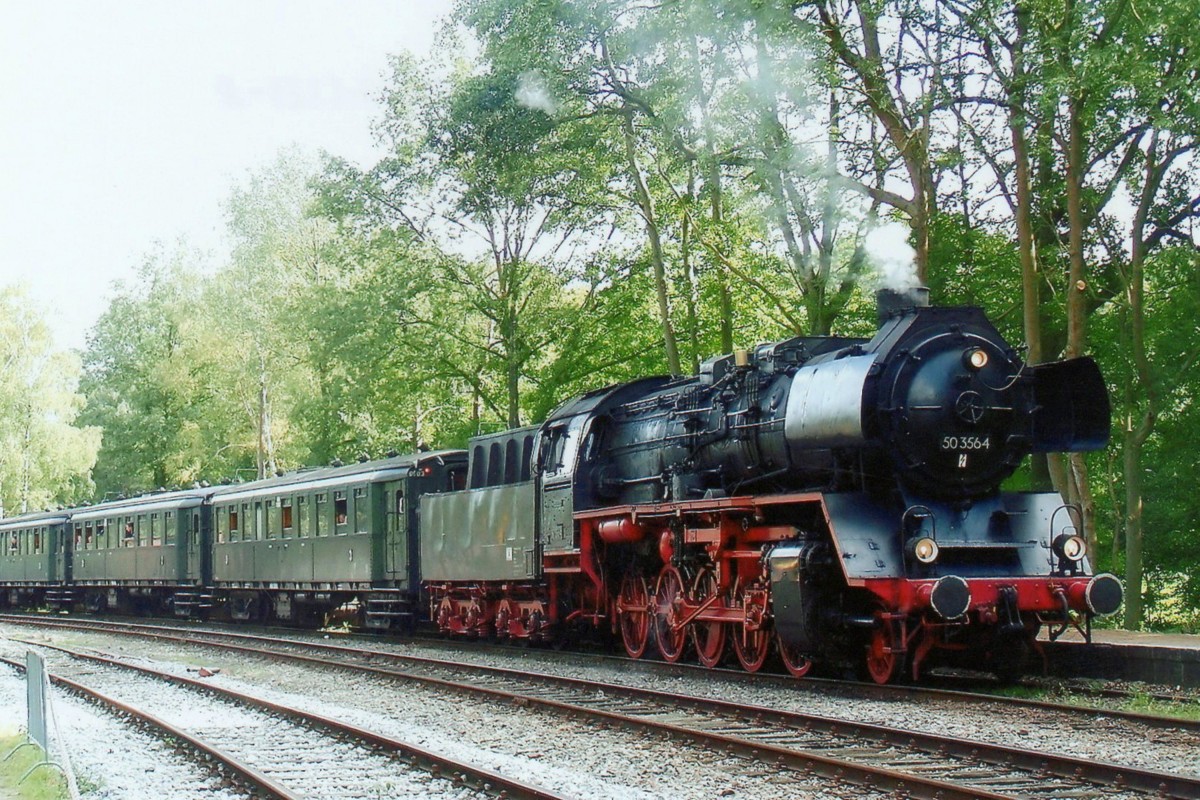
(0, 1, 447, 351)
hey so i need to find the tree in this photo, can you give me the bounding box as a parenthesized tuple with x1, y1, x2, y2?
(0, 286, 100, 513)
(80, 247, 226, 494)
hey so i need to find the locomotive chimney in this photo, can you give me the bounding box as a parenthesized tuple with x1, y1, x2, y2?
(875, 285, 930, 325)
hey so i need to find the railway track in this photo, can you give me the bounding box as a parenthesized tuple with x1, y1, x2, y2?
(2, 637, 564, 800)
(4, 614, 1197, 799)
(2, 654, 286, 799)
(8, 613, 1197, 729)
(415, 632, 1200, 730)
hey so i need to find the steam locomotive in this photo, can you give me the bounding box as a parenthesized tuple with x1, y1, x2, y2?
(422, 286, 1122, 682)
(0, 287, 1121, 683)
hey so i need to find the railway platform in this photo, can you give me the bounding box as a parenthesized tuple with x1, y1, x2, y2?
(1043, 627, 1200, 688)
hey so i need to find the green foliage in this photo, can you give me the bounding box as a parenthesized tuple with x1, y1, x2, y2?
(0, 287, 100, 513)
(80, 247, 231, 495)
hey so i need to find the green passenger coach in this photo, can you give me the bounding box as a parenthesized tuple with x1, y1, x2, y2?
(0, 510, 71, 608)
(68, 488, 211, 615)
(210, 451, 466, 628)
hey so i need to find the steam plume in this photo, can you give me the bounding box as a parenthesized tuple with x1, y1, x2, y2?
(864, 221, 920, 291)
(515, 70, 559, 115)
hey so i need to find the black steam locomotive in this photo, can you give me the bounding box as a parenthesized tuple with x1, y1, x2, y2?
(424, 286, 1121, 682)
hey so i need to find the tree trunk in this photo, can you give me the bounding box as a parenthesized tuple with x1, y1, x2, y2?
(257, 355, 277, 479)
(618, 105, 681, 375)
(1121, 134, 1160, 630)
(1060, 95, 1100, 554)
(1008, 2, 1052, 488)
(506, 355, 521, 428)
(691, 34, 734, 356)
(682, 166, 701, 374)
(1122, 422, 1148, 629)
(19, 402, 32, 514)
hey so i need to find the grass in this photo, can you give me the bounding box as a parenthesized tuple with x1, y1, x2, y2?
(987, 682, 1200, 722)
(0, 733, 67, 800)
(1122, 692, 1200, 722)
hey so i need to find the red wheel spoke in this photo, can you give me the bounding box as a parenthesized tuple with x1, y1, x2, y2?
(690, 569, 726, 669)
(618, 572, 650, 659)
(653, 566, 687, 663)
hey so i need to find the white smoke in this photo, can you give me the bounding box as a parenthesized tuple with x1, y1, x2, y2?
(515, 70, 559, 116)
(864, 221, 920, 291)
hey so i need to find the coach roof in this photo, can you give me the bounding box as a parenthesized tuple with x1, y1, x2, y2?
(209, 450, 465, 504)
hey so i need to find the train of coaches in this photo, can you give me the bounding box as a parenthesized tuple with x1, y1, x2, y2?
(0, 287, 1123, 683)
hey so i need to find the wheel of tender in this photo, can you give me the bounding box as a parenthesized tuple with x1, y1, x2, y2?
(653, 565, 687, 663)
(690, 569, 726, 668)
(777, 631, 814, 678)
(618, 572, 651, 659)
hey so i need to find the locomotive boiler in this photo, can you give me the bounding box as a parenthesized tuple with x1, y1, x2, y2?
(424, 286, 1123, 682)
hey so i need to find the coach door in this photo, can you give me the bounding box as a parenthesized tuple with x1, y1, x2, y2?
(57, 524, 71, 582)
(383, 480, 407, 581)
(185, 510, 201, 583)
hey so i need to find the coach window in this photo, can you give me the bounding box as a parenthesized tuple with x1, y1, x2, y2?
(281, 498, 294, 537)
(74, 524, 83, 549)
(353, 487, 368, 532)
(7, 532, 16, 555)
(271, 499, 280, 537)
(334, 491, 348, 532)
(315, 493, 328, 535)
(149, 513, 160, 547)
(259, 501, 271, 540)
(84, 523, 93, 549)
(33, 529, 41, 554)
(296, 496, 308, 537)
(123, 518, 134, 547)
(165, 511, 175, 545)
(96, 521, 107, 549)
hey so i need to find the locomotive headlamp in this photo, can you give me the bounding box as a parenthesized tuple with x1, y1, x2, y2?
(907, 536, 939, 564)
(965, 348, 989, 370)
(1053, 533, 1087, 562)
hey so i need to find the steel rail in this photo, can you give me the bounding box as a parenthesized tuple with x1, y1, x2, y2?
(9, 616, 1197, 798)
(0, 655, 298, 800)
(8, 612, 1196, 732)
(7, 640, 564, 800)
